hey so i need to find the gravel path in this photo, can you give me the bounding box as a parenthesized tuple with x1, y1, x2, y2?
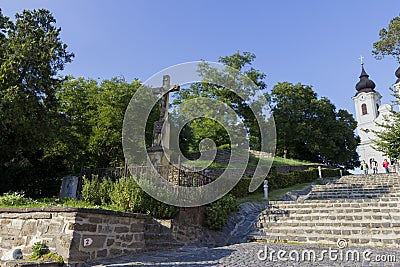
(91, 242, 400, 267)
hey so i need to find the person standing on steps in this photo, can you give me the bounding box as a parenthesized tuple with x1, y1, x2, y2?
(361, 160, 369, 175)
(371, 158, 378, 174)
(383, 159, 390, 174)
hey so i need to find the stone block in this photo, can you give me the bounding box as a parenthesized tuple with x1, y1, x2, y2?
(106, 238, 115, 246)
(109, 248, 122, 256)
(89, 216, 103, 224)
(81, 235, 107, 249)
(115, 226, 129, 233)
(20, 220, 37, 236)
(98, 225, 113, 233)
(130, 223, 145, 232)
(69, 223, 97, 232)
(10, 219, 24, 229)
(120, 234, 133, 242)
(96, 249, 108, 258)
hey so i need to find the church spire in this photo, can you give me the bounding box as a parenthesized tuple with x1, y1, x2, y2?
(355, 61, 376, 95)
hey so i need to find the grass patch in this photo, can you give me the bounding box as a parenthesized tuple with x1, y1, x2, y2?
(183, 154, 319, 169)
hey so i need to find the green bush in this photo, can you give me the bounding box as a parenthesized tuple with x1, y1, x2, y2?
(79, 175, 178, 219)
(81, 175, 113, 205)
(30, 241, 49, 260)
(204, 194, 238, 231)
(109, 176, 146, 212)
(144, 197, 179, 219)
(30, 241, 64, 264)
(0, 191, 35, 206)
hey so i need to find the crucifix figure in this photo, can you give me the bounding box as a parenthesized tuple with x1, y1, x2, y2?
(151, 75, 180, 147)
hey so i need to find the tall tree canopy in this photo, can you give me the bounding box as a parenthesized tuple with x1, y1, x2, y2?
(173, 51, 268, 152)
(0, 9, 73, 196)
(270, 82, 360, 168)
(371, 16, 400, 160)
(372, 15, 400, 62)
(49, 77, 143, 170)
(0, 9, 74, 168)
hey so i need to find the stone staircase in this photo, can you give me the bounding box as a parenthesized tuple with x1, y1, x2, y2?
(144, 218, 184, 251)
(249, 173, 400, 247)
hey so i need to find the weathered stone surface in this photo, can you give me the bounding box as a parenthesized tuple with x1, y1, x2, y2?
(106, 238, 115, 246)
(0, 208, 150, 265)
(109, 248, 122, 256)
(81, 235, 107, 249)
(69, 223, 97, 232)
(96, 249, 108, 258)
(98, 225, 113, 233)
(115, 226, 129, 233)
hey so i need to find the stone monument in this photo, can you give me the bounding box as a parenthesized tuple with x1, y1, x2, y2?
(147, 75, 180, 167)
(59, 175, 79, 198)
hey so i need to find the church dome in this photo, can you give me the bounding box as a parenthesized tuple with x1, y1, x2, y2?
(355, 65, 376, 94)
(395, 66, 400, 84)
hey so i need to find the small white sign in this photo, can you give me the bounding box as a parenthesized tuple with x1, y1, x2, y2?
(83, 238, 93, 247)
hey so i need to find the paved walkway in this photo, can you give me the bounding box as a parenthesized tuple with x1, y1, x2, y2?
(91, 242, 400, 266)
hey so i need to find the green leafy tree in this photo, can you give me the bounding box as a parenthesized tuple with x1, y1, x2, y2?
(371, 16, 400, 160)
(0, 9, 73, 196)
(0, 9, 73, 166)
(372, 15, 400, 62)
(270, 82, 359, 168)
(50, 77, 142, 170)
(371, 88, 400, 159)
(173, 51, 267, 151)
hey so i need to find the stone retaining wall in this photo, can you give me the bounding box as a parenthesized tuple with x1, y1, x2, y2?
(0, 207, 149, 266)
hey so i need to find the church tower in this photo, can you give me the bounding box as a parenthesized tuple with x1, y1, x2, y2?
(352, 62, 385, 166)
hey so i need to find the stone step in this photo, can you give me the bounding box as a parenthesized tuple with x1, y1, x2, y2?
(144, 232, 176, 241)
(249, 232, 400, 247)
(255, 220, 400, 228)
(312, 184, 400, 188)
(306, 194, 400, 200)
(257, 226, 400, 236)
(260, 207, 400, 215)
(269, 197, 400, 205)
(144, 240, 184, 251)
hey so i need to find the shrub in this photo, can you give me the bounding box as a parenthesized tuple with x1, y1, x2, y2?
(110, 176, 179, 218)
(30, 241, 64, 264)
(81, 175, 113, 205)
(144, 197, 179, 219)
(0, 191, 34, 206)
(30, 241, 49, 260)
(204, 194, 238, 231)
(228, 178, 264, 198)
(110, 176, 146, 212)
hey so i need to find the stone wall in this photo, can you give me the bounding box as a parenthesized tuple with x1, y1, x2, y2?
(0, 207, 149, 266)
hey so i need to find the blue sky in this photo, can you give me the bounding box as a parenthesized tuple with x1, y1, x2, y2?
(1, 0, 400, 116)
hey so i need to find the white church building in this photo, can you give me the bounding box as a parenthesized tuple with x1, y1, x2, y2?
(352, 62, 400, 172)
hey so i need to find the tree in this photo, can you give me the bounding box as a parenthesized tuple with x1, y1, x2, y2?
(371, 88, 400, 159)
(372, 15, 400, 62)
(0, 9, 73, 196)
(371, 16, 400, 160)
(49, 77, 142, 170)
(270, 82, 360, 168)
(173, 51, 268, 151)
(0, 9, 73, 167)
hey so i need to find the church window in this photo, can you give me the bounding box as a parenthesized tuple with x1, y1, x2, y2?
(361, 103, 367, 115)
